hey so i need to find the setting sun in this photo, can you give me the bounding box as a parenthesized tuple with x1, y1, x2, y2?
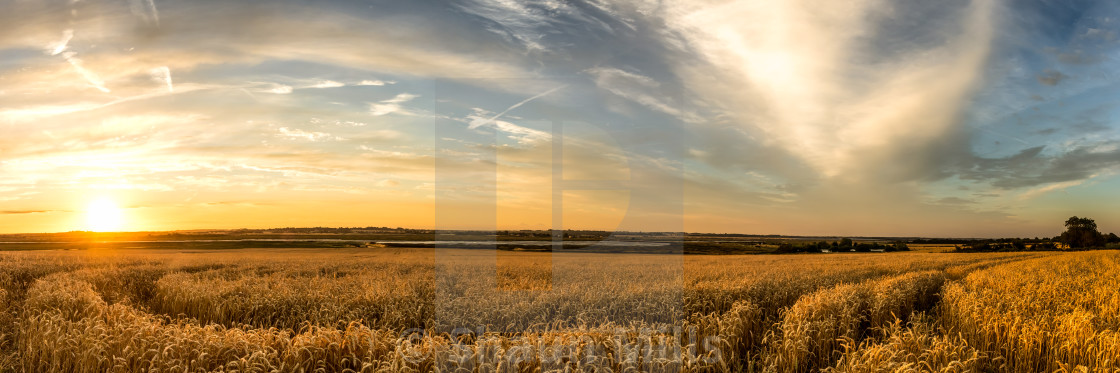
(86, 198, 124, 232)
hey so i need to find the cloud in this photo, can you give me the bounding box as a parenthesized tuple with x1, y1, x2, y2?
(663, 0, 999, 182)
(1, 0, 543, 100)
(468, 85, 565, 129)
(358, 80, 392, 86)
(0, 210, 57, 215)
(955, 143, 1120, 190)
(454, 0, 632, 53)
(311, 80, 345, 88)
(463, 108, 550, 144)
(351, 130, 403, 141)
(2, 0, 1118, 236)
(268, 84, 293, 94)
(47, 29, 73, 56)
(586, 67, 699, 122)
(370, 93, 419, 116)
(454, 0, 550, 51)
(150, 66, 173, 92)
(1037, 69, 1069, 86)
(129, 0, 160, 25)
(0, 84, 210, 123)
(277, 127, 340, 141)
(1017, 178, 1089, 200)
(933, 196, 976, 205)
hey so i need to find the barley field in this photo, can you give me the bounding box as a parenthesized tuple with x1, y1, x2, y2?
(1, 247, 1118, 372)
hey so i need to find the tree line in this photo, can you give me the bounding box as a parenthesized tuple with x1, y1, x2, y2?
(956, 216, 1119, 252)
(776, 238, 910, 253)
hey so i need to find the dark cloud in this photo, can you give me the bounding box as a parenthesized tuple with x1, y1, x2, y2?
(1037, 69, 1070, 86)
(934, 197, 977, 205)
(957, 144, 1120, 189)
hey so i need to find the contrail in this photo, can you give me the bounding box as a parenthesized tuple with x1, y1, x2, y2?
(131, 0, 160, 25)
(49, 29, 73, 55)
(146, 0, 159, 24)
(469, 85, 566, 129)
(62, 52, 110, 93)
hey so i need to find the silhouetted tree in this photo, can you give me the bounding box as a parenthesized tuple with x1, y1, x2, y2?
(1061, 216, 1105, 249)
(776, 243, 796, 253)
(965, 242, 992, 251)
(1033, 242, 1057, 251)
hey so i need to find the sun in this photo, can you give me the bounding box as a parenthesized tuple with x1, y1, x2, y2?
(86, 198, 125, 232)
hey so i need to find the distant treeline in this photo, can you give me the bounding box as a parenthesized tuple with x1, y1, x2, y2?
(232, 227, 433, 234)
(228, 228, 660, 239)
(948, 216, 1120, 253)
(952, 236, 1120, 252)
(776, 239, 909, 254)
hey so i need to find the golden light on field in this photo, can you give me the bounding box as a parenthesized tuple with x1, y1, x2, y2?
(86, 198, 124, 232)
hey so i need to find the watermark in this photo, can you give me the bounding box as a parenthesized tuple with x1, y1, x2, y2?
(432, 77, 686, 332)
(396, 326, 723, 370)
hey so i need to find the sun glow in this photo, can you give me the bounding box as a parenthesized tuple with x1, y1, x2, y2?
(86, 198, 124, 232)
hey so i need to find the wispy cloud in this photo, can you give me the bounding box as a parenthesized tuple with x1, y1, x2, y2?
(0, 210, 57, 215)
(586, 67, 700, 123)
(370, 93, 419, 116)
(311, 80, 345, 88)
(358, 80, 393, 86)
(129, 0, 160, 25)
(1017, 178, 1090, 200)
(278, 127, 340, 141)
(267, 84, 293, 94)
(1036, 69, 1069, 86)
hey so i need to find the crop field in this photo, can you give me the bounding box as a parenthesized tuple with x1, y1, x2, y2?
(1, 247, 1117, 372)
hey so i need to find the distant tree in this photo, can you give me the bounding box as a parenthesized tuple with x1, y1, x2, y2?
(776, 243, 796, 254)
(890, 242, 910, 252)
(1108, 233, 1120, 244)
(965, 242, 992, 251)
(1061, 216, 1106, 249)
(1033, 242, 1057, 251)
(839, 238, 853, 248)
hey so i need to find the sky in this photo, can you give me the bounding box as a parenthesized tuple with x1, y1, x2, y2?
(1, 0, 1120, 237)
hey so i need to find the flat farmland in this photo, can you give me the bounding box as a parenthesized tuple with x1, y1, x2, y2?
(1, 247, 1116, 372)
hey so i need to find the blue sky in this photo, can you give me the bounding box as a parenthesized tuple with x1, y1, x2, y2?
(1, 0, 1119, 237)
